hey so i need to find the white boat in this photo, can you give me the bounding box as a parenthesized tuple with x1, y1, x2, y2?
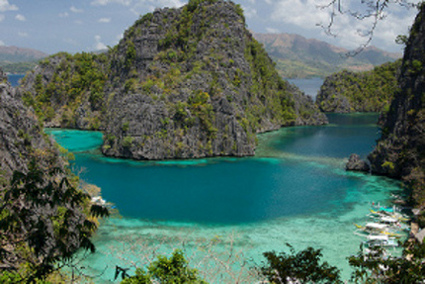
(354, 223, 402, 238)
(365, 235, 398, 247)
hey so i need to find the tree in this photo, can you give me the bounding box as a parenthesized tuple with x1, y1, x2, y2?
(121, 249, 207, 284)
(348, 241, 425, 283)
(0, 159, 109, 281)
(259, 244, 343, 284)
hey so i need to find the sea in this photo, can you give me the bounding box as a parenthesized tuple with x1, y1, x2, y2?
(10, 75, 402, 282)
(7, 74, 24, 87)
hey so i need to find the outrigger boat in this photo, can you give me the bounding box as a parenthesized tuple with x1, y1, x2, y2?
(354, 223, 402, 238)
(369, 209, 409, 222)
(364, 235, 398, 248)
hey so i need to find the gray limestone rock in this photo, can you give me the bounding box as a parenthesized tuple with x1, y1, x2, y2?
(346, 154, 370, 172)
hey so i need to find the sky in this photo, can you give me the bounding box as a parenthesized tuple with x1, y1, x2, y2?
(0, 0, 420, 55)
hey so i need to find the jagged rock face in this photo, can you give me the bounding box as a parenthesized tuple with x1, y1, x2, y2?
(101, 0, 327, 160)
(21, 0, 327, 160)
(20, 53, 107, 130)
(0, 69, 95, 271)
(368, 4, 425, 204)
(346, 154, 370, 172)
(0, 75, 58, 180)
(316, 61, 400, 113)
(0, 68, 6, 82)
(316, 71, 356, 113)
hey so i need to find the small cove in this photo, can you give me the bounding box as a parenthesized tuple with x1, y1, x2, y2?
(46, 112, 402, 282)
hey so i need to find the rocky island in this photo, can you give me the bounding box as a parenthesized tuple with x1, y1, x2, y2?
(20, 0, 327, 160)
(316, 60, 400, 113)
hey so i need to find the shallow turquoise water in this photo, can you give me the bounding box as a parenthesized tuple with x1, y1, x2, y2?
(47, 113, 402, 283)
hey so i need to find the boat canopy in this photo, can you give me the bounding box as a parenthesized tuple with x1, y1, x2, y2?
(367, 235, 389, 241)
(365, 223, 387, 230)
(380, 216, 398, 223)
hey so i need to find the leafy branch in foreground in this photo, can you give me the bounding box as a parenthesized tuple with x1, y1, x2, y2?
(0, 159, 109, 282)
(348, 240, 425, 283)
(121, 249, 207, 284)
(259, 244, 342, 284)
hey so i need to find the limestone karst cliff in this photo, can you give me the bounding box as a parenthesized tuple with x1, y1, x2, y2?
(368, 3, 425, 206)
(21, 0, 327, 160)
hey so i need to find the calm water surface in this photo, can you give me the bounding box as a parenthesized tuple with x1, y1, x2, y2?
(46, 112, 401, 282)
(7, 74, 25, 87)
(287, 77, 324, 99)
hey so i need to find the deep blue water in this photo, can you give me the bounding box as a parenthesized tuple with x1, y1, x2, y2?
(7, 74, 25, 87)
(45, 77, 402, 281)
(47, 113, 381, 225)
(47, 112, 402, 282)
(262, 113, 380, 160)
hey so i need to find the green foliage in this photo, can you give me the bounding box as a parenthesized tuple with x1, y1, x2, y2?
(411, 59, 423, 74)
(396, 34, 408, 45)
(244, 37, 296, 131)
(23, 52, 107, 125)
(122, 121, 130, 132)
(121, 249, 207, 284)
(0, 159, 109, 281)
(348, 241, 425, 283)
(260, 244, 343, 284)
(122, 136, 134, 148)
(187, 0, 219, 12)
(0, 61, 38, 74)
(318, 60, 401, 113)
(188, 91, 217, 139)
(125, 41, 137, 69)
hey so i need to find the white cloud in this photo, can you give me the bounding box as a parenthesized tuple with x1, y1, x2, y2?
(98, 17, 111, 23)
(0, 40, 4, 46)
(70, 6, 84, 13)
(268, 0, 417, 51)
(130, 0, 184, 15)
(59, 12, 69, 18)
(0, 0, 18, 12)
(74, 20, 84, 25)
(18, 31, 28, 37)
(15, 14, 25, 21)
(91, 0, 131, 6)
(94, 35, 107, 50)
(243, 6, 257, 19)
(266, 27, 280, 34)
(0, 14, 4, 22)
(63, 38, 79, 46)
(271, 0, 329, 29)
(155, 0, 185, 7)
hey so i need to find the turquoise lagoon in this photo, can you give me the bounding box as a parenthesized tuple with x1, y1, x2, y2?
(47, 113, 402, 283)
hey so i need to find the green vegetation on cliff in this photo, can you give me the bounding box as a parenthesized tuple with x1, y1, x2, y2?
(21, 0, 327, 161)
(316, 60, 401, 113)
(22, 52, 108, 129)
(368, 3, 425, 215)
(0, 69, 109, 282)
(0, 61, 38, 74)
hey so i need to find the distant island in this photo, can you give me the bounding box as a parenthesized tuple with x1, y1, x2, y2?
(0, 45, 48, 74)
(254, 33, 401, 78)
